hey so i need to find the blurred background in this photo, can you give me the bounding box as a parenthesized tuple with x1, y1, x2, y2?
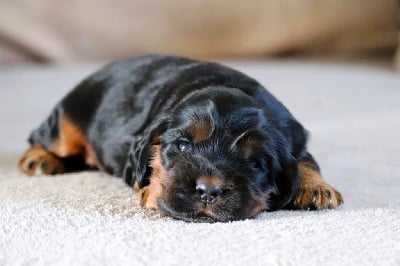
(0, 0, 399, 67)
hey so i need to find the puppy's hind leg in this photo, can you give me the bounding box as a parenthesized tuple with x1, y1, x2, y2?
(19, 107, 97, 176)
(20, 145, 65, 175)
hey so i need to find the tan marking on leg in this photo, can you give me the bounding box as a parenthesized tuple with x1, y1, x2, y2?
(19, 145, 64, 175)
(294, 162, 343, 210)
(52, 115, 99, 168)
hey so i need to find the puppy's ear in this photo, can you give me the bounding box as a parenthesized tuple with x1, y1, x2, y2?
(268, 155, 300, 210)
(122, 119, 168, 188)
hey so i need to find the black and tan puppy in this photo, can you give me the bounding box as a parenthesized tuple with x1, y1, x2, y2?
(19, 55, 343, 222)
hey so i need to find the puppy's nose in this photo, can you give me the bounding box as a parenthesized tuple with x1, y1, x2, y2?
(196, 182, 222, 204)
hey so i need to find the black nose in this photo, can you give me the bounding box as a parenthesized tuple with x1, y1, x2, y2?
(196, 182, 222, 204)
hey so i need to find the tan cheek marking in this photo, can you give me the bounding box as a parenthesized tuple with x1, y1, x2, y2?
(137, 145, 169, 210)
(52, 115, 99, 168)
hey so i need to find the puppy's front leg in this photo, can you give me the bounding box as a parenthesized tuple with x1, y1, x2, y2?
(293, 153, 343, 210)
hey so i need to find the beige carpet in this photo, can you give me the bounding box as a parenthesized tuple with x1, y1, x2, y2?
(1, 60, 400, 265)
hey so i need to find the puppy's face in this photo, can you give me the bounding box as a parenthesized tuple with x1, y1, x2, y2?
(138, 87, 298, 222)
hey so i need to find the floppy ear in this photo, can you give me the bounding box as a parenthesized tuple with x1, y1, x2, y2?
(122, 119, 168, 188)
(268, 155, 300, 210)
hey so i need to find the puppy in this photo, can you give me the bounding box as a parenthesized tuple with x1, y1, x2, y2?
(19, 55, 343, 222)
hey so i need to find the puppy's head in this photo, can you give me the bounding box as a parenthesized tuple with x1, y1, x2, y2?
(127, 87, 299, 222)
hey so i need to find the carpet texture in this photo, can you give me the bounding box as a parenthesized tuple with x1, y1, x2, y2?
(1, 60, 399, 265)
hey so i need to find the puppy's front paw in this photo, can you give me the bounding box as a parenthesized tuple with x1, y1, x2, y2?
(294, 182, 343, 210)
(19, 145, 64, 176)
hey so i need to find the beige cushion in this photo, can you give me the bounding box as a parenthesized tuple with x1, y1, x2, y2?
(0, 0, 398, 63)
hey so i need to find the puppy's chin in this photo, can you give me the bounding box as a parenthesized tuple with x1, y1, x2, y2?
(157, 196, 265, 222)
(157, 199, 217, 223)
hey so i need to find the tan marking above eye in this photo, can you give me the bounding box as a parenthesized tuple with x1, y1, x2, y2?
(230, 130, 251, 150)
(188, 119, 215, 143)
(230, 129, 262, 158)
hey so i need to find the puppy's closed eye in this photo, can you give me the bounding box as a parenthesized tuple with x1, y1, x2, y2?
(249, 159, 263, 170)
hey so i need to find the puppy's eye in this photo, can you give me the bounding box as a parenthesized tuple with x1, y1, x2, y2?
(250, 160, 262, 170)
(178, 141, 192, 152)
